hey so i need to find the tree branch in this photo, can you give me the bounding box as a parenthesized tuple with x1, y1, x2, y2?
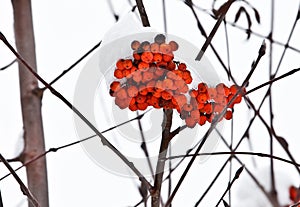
(11, 0, 49, 206)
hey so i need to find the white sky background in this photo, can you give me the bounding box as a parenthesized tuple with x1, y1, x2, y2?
(0, 0, 299, 206)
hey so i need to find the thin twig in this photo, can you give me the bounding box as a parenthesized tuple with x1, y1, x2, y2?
(195, 0, 235, 61)
(136, 111, 153, 207)
(0, 59, 16, 71)
(106, 0, 119, 21)
(188, 0, 300, 53)
(165, 152, 300, 167)
(0, 153, 39, 207)
(268, 0, 279, 204)
(246, 68, 300, 95)
(137, 111, 155, 178)
(41, 41, 102, 90)
(0, 110, 149, 181)
(215, 166, 244, 206)
(194, 156, 231, 206)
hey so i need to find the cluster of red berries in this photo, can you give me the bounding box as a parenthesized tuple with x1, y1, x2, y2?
(109, 34, 192, 110)
(180, 83, 245, 128)
(109, 34, 245, 128)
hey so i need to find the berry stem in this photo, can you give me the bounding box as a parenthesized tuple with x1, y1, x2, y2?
(152, 109, 173, 207)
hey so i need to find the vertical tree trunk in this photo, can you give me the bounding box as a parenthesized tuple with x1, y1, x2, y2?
(11, 0, 49, 206)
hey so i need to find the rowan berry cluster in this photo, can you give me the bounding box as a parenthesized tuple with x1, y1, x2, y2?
(180, 83, 245, 128)
(109, 34, 245, 128)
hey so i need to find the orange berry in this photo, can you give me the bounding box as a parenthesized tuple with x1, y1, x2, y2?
(137, 102, 148, 110)
(224, 110, 233, 120)
(115, 97, 128, 109)
(166, 71, 178, 80)
(184, 77, 193, 84)
(131, 40, 140, 50)
(140, 41, 151, 51)
(141, 51, 154, 63)
(115, 88, 128, 100)
(198, 82, 208, 93)
(214, 104, 225, 114)
(198, 115, 207, 126)
(139, 89, 148, 96)
(159, 43, 172, 54)
(123, 59, 133, 69)
(138, 61, 149, 71)
(153, 53, 163, 63)
(142, 71, 154, 83)
(116, 59, 125, 70)
(169, 41, 179, 51)
(133, 51, 141, 60)
(183, 103, 193, 112)
(207, 114, 215, 123)
(130, 66, 138, 74)
(122, 69, 132, 78)
(216, 83, 230, 96)
(178, 63, 187, 71)
(189, 89, 198, 98)
(177, 83, 189, 93)
(203, 103, 213, 114)
(174, 79, 185, 88)
(152, 91, 161, 98)
(207, 88, 217, 100)
(172, 94, 187, 107)
(154, 80, 163, 90)
(174, 70, 183, 77)
(129, 97, 136, 105)
(162, 79, 174, 90)
(196, 93, 208, 103)
(191, 109, 200, 120)
(114, 69, 124, 79)
(167, 61, 176, 70)
(110, 81, 121, 91)
(136, 94, 147, 103)
(215, 95, 227, 105)
(157, 61, 167, 69)
(230, 85, 238, 94)
(163, 53, 174, 62)
(185, 116, 197, 128)
(150, 43, 160, 53)
(197, 103, 205, 110)
(146, 80, 156, 92)
(154, 34, 166, 44)
(155, 68, 165, 77)
(129, 103, 138, 111)
(228, 94, 242, 105)
(161, 90, 173, 100)
(133, 71, 142, 83)
(150, 96, 160, 108)
(127, 85, 138, 97)
(182, 70, 191, 80)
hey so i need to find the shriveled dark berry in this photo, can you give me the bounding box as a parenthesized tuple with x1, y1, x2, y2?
(154, 34, 166, 44)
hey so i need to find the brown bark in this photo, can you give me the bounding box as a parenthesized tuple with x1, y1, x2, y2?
(152, 109, 173, 207)
(11, 0, 49, 206)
